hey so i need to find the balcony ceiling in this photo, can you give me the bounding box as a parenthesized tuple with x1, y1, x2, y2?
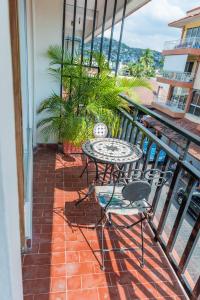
(64, 0, 150, 41)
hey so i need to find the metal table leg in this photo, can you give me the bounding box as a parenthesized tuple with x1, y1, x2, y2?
(76, 159, 99, 206)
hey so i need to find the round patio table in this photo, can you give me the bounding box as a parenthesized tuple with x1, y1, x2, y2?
(82, 137, 142, 165)
(76, 138, 142, 206)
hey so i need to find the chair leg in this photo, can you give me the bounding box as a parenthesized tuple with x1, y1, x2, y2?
(140, 219, 144, 268)
(101, 218, 107, 271)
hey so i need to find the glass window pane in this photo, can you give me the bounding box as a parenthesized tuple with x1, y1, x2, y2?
(191, 92, 198, 105)
(197, 27, 200, 38)
(194, 107, 200, 116)
(191, 27, 198, 38)
(186, 28, 192, 39)
(189, 105, 195, 114)
(196, 94, 200, 106)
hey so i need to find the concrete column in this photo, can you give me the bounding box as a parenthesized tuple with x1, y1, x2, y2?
(0, 1, 23, 299)
(185, 89, 193, 113)
(167, 85, 174, 101)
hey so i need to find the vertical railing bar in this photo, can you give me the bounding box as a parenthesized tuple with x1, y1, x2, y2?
(178, 222, 200, 274)
(130, 126, 138, 144)
(77, 0, 87, 113)
(180, 140, 190, 160)
(133, 108, 138, 121)
(166, 176, 196, 252)
(122, 118, 129, 140)
(69, 76, 72, 100)
(71, 0, 77, 64)
(60, 0, 66, 98)
(152, 157, 170, 218)
(156, 164, 182, 235)
(192, 275, 200, 300)
(80, 0, 87, 65)
(99, 0, 108, 62)
(118, 115, 125, 139)
(142, 139, 153, 172)
(121, 117, 127, 140)
(149, 145, 161, 171)
(133, 127, 140, 145)
(115, 0, 127, 76)
(128, 125, 134, 143)
(137, 132, 145, 148)
(135, 133, 145, 170)
(151, 155, 170, 214)
(89, 0, 97, 66)
(147, 147, 161, 187)
(108, 0, 117, 63)
(125, 121, 132, 141)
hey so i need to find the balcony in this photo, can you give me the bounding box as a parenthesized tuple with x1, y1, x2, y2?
(152, 96, 186, 118)
(157, 70, 194, 88)
(22, 97, 200, 300)
(163, 37, 200, 56)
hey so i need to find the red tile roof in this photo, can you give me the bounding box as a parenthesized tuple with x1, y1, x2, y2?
(134, 79, 167, 106)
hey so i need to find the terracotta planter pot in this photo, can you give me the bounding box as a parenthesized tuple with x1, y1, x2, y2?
(63, 141, 82, 154)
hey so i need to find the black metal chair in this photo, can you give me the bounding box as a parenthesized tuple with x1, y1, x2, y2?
(80, 123, 108, 184)
(94, 168, 173, 270)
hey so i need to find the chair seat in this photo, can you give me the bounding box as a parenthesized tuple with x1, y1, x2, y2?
(95, 185, 150, 215)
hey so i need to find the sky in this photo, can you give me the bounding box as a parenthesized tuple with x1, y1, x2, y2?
(105, 0, 200, 52)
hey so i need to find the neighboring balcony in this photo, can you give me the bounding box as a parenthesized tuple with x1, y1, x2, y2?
(163, 37, 200, 55)
(157, 70, 194, 88)
(152, 96, 186, 118)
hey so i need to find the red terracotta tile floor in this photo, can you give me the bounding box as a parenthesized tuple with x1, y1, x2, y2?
(22, 147, 188, 300)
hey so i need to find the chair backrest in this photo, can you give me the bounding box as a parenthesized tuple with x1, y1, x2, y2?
(93, 123, 108, 138)
(144, 169, 173, 187)
(122, 181, 151, 203)
(112, 168, 173, 188)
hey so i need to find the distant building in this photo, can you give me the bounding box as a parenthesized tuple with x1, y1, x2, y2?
(151, 6, 200, 122)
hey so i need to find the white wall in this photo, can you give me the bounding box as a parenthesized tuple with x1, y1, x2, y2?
(193, 63, 200, 90)
(0, 1, 23, 299)
(163, 55, 188, 72)
(30, 0, 63, 143)
(18, 0, 34, 239)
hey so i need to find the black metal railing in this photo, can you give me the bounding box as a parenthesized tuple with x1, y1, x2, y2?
(112, 94, 200, 300)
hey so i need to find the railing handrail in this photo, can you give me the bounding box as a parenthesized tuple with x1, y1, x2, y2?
(117, 104, 200, 299)
(158, 70, 194, 83)
(162, 70, 193, 76)
(154, 95, 187, 101)
(164, 36, 200, 50)
(119, 107, 200, 180)
(119, 93, 200, 147)
(164, 36, 200, 44)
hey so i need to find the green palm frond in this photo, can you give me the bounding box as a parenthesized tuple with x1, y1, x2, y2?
(38, 46, 152, 145)
(117, 77, 152, 90)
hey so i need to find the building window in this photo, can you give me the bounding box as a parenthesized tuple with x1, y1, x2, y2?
(185, 26, 200, 39)
(189, 91, 200, 117)
(185, 61, 194, 73)
(169, 87, 189, 111)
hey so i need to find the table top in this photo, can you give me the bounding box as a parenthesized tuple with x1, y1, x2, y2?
(82, 138, 142, 164)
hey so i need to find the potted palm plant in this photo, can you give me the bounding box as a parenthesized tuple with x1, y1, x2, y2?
(37, 46, 152, 154)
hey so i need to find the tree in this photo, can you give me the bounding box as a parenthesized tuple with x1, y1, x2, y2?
(126, 49, 156, 78)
